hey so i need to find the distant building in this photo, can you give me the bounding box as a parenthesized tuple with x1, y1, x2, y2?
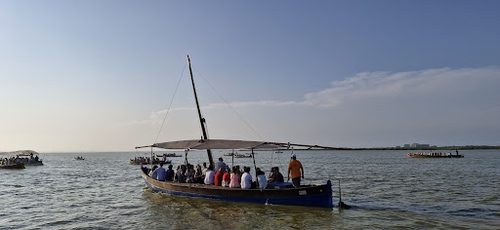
(408, 143, 430, 148)
(403, 144, 410, 148)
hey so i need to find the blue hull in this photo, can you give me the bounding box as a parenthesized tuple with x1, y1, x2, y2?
(142, 169, 333, 207)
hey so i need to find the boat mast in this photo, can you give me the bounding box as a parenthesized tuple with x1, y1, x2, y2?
(187, 55, 214, 166)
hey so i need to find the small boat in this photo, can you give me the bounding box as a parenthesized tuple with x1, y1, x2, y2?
(234, 153, 252, 158)
(156, 153, 183, 158)
(407, 151, 464, 158)
(75, 156, 85, 160)
(136, 56, 341, 207)
(130, 158, 171, 165)
(0, 150, 43, 166)
(223, 152, 252, 158)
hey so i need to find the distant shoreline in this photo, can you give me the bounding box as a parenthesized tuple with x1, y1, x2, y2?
(348, 145, 500, 151)
(15, 145, 500, 153)
(287, 145, 500, 151)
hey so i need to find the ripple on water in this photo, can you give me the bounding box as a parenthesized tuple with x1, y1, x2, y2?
(1, 150, 499, 229)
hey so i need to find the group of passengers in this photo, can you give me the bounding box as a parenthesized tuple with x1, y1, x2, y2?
(19, 154, 40, 163)
(132, 157, 153, 164)
(1, 154, 40, 165)
(146, 157, 287, 189)
(1, 157, 22, 166)
(416, 152, 452, 156)
(131, 156, 165, 164)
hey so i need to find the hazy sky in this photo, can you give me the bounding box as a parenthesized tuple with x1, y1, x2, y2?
(1, 1, 499, 152)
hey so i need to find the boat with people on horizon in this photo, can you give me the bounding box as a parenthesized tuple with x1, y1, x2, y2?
(136, 56, 348, 208)
(407, 150, 464, 158)
(130, 156, 171, 165)
(0, 150, 43, 166)
(223, 152, 253, 158)
(156, 153, 183, 158)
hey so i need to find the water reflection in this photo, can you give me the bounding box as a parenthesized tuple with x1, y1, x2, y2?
(142, 188, 338, 229)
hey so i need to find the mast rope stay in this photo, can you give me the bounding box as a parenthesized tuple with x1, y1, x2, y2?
(154, 62, 187, 144)
(194, 68, 265, 141)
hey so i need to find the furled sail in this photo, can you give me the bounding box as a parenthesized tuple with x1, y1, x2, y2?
(136, 139, 286, 150)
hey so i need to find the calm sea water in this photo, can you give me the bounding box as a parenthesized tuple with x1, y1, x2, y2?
(1, 150, 499, 229)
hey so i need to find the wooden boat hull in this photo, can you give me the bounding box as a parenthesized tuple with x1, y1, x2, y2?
(141, 167, 333, 207)
(0, 163, 25, 169)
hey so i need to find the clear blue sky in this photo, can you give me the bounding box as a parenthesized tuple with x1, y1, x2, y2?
(1, 1, 499, 152)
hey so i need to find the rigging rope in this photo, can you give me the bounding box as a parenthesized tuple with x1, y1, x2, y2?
(154, 62, 187, 144)
(194, 68, 265, 141)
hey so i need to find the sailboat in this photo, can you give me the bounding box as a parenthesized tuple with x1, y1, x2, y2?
(136, 56, 338, 207)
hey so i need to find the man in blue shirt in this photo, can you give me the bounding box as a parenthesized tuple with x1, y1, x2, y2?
(154, 162, 167, 181)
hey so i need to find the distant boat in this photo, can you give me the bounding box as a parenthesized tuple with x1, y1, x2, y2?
(75, 156, 85, 160)
(136, 56, 340, 207)
(223, 152, 252, 158)
(234, 153, 252, 158)
(130, 158, 171, 165)
(156, 153, 183, 158)
(407, 151, 464, 158)
(0, 150, 43, 166)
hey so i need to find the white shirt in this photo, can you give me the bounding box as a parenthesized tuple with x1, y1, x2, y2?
(241, 172, 252, 189)
(204, 170, 215, 184)
(257, 174, 267, 188)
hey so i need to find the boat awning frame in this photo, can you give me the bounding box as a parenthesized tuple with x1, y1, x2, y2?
(135, 139, 345, 150)
(0, 150, 39, 156)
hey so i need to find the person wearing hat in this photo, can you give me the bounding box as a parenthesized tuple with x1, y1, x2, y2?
(287, 153, 304, 187)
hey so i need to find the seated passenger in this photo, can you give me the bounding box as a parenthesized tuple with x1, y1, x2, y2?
(256, 169, 267, 189)
(165, 165, 175, 181)
(176, 165, 187, 183)
(194, 164, 204, 183)
(174, 165, 180, 182)
(214, 167, 224, 186)
(185, 164, 195, 183)
(222, 167, 231, 187)
(268, 167, 284, 183)
(241, 166, 252, 189)
(204, 165, 215, 185)
(154, 162, 167, 181)
(229, 166, 241, 188)
(149, 165, 158, 178)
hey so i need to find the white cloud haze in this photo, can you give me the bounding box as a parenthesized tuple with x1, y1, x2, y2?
(145, 67, 499, 148)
